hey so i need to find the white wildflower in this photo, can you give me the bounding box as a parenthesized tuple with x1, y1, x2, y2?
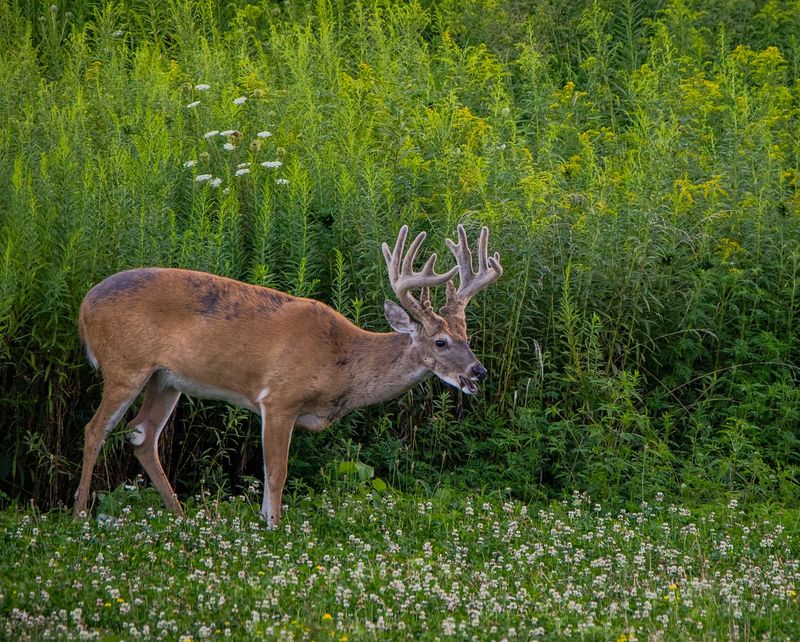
(220, 129, 237, 136)
(233, 96, 247, 105)
(183, 160, 197, 168)
(186, 100, 201, 109)
(276, 178, 289, 185)
(210, 178, 223, 188)
(260, 160, 283, 169)
(203, 130, 219, 139)
(195, 174, 213, 182)
(235, 168, 250, 177)
(257, 131, 272, 138)
(223, 142, 236, 151)
(195, 83, 210, 91)
(236, 162, 250, 169)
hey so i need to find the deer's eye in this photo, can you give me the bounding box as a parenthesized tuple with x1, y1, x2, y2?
(435, 338, 447, 348)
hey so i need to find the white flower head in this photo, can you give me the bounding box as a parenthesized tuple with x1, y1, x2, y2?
(210, 177, 223, 188)
(223, 142, 237, 151)
(236, 162, 251, 169)
(183, 160, 197, 168)
(276, 178, 289, 185)
(222, 187, 230, 194)
(235, 168, 250, 177)
(203, 130, 219, 139)
(195, 174, 213, 182)
(233, 96, 247, 105)
(260, 161, 283, 169)
(220, 129, 237, 136)
(195, 83, 211, 91)
(186, 100, 201, 109)
(257, 131, 272, 138)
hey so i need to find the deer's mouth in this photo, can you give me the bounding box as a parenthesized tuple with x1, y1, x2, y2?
(459, 376, 479, 395)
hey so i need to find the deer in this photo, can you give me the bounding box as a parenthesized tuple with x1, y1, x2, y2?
(73, 224, 502, 527)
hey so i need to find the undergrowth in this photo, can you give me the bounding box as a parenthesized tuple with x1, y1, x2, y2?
(0, 0, 799, 508)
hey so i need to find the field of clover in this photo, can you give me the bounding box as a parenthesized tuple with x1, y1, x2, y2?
(2, 487, 799, 641)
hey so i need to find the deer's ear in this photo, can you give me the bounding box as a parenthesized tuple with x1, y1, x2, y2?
(384, 300, 419, 335)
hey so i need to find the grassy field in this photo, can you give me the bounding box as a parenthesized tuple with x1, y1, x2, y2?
(3, 486, 799, 641)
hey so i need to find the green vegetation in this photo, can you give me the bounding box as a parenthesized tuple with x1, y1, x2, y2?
(3, 486, 799, 640)
(2, 0, 800, 638)
(2, 0, 798, 509)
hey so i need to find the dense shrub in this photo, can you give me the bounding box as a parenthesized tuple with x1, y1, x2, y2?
(1, 0, 798, 508)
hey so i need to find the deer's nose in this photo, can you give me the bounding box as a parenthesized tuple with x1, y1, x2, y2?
(472, 364, 487, 381)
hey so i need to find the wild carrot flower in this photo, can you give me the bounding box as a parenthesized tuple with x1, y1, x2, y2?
(257, 131, 272, 138)
(261, 161, 283, 168)
(183, 160, 197, 168)
(223, 143, 236, 151)
(235, 168, 250, 177)
(195, 84, 210, 91)
(203, 130, 219, 139)
(276, 178, 289, 185)
(233, 96, 247, 105)
(210, 178, 222, 188)
(186, 101, 201, 109)
(195, 174, 213, 183)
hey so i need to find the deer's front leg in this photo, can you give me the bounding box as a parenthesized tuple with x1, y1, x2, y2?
(258, 405, 295, 529)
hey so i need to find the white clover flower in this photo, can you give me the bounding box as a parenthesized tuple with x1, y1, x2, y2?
(235, 168, 250, 177)
(260, 160, 283, 169)
(220, 129, 237, 136)
(195, 174, 213, 182)
(276, 178, 289, 185)
(183, 160, 197, 168)
(186, 100, 201, 109)
(195, 83, 210, 91)
(210, 178, 223, 188)
(203, 130, 219, 139)
(223, 142, 236, 151)
(236, 162, 250, 169)
(233, 96, 247, 105)
(257, 131, 272, 138)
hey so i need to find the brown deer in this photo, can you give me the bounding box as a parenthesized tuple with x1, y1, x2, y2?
(74, 224, 502, 527)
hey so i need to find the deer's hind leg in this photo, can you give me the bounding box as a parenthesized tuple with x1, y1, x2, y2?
(128, 374, 183, 515)
(74, 376, 148, 518)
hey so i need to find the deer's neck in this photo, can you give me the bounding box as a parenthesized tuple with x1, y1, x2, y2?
(343, 331, 429, 410)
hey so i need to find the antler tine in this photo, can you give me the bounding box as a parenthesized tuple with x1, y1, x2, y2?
(382, 225, 457, 327)
(445, 224, 504, 307)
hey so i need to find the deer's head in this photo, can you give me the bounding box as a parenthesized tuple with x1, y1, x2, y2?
(382, 224, 503, 394)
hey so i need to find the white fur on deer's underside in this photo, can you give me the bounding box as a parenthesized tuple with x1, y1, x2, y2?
(159, 369, 258, 413)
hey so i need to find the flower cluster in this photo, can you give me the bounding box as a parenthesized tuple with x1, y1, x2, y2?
(180, 83, 288, 192)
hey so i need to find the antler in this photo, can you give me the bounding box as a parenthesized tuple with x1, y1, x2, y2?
(382, 225, 458, 330)
(441, 225, 503, 332)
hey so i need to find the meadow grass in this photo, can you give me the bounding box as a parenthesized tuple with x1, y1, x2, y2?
(2, 484, 799, 641)
(2, 0, 798, 511)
